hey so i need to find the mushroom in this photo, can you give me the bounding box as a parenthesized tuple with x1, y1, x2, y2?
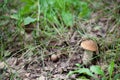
(80, 40, 98, 65)
(51, 54, 58, 62)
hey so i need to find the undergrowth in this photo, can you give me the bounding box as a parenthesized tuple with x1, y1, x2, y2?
(0, 0, 120, 79)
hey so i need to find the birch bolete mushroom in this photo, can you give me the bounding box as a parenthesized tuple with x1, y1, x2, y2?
(81, 40, 98, 65)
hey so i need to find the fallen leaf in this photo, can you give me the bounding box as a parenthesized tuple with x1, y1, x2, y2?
(37, 75, 46, 80)
(0, 62, 5, 69)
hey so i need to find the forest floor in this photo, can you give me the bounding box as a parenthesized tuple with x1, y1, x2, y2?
(0, 0, 120, 80)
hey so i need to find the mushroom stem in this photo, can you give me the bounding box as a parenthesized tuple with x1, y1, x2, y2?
(82, 50, 93, 65)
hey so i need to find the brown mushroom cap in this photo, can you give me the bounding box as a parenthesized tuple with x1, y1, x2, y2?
(81, 40, 98, 51)
(51, 54, 58, 61)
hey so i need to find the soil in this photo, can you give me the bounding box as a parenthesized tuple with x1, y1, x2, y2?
(0, 12, 119, 80)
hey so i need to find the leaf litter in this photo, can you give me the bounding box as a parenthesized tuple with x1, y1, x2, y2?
(1, 6, 120, 80)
